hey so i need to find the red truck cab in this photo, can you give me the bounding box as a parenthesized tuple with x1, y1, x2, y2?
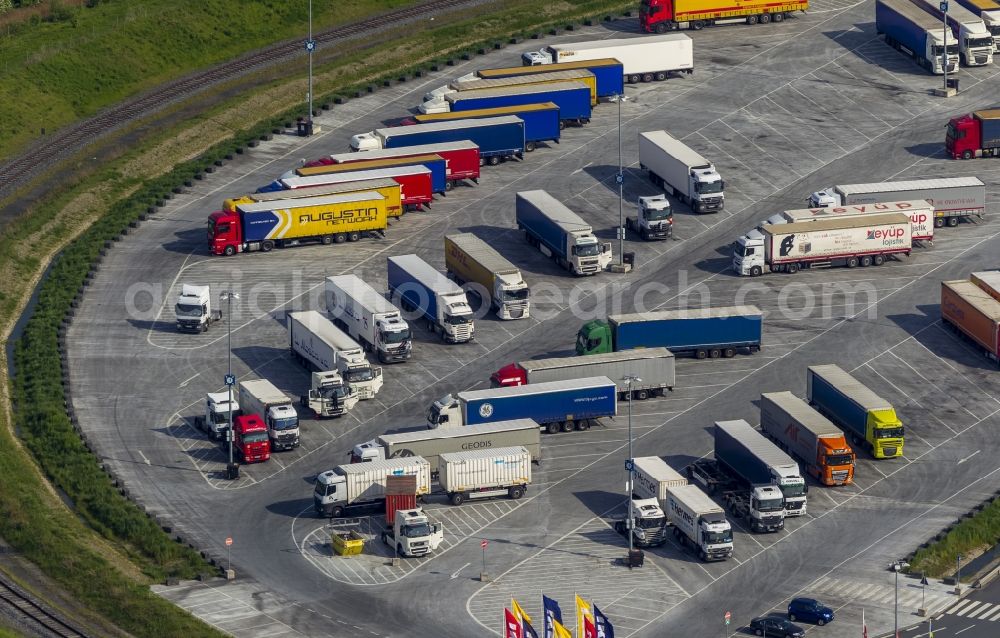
(233, 414, 271, 463)
(490, 363, 527, 388)
(640, 0, 672, 32)
(947, 109, 1000, 159)
(207, 210, 241, 256)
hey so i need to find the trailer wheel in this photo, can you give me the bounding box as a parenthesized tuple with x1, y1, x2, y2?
(860, 255, 872, 267)
(261, 240, 274, 252)
(489, 155, 502, 166)
(655, 71, 667, 81)
(321, 235, 334, 245)
(759, 12, 771, 23)
(509, 486, 525, 499)
(224, 245, 236, 256)
(962, 150, 974, 160)
(332, 506, 344, 518)
(847, 256, 858, 268)
(334, 233, 347, 244)
(691, 20, 705, 29)
(746, 14, 759, 24)
(628, 74, 641, 84)
(546, 422, 560, 435)
(575, 421, 590, 431)
(642, 73, 654, 82)
(655, 22, 668, 33)
(450, 492, 465, 506)
(934, 217, 944, 228)
(724, 348, 736, 358)
(709, 348, 722, 359)
(948, 216, 959, 227)
(787, 263, 799, 274)
(636, 389, 649, 400)
(561, 420, 575, 433)
(445, 180, 454, 191)
(873, 254, 885, 266)
(695, 349, 708, 359)
(348, 231, 361, 242)
(525, 141, 536, 152)
(773, 12, 784, 21)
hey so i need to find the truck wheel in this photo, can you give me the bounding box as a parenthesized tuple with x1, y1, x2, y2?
(787, 263, 799, 274)
(347, 231, 360, 242)
(544, 422, 559, 435)
(655, 22, 667, 33)
(962, 150, 973, 160)
(934, 217, 944, 228)
(847, 257, 858, 268)
(397, 543, 405, 557)
(334, 233, 347, 243)
(746, 14, 758, 24)
(488, 155, 501, 166)
(691, 20, 705, 29)
(224, 245, 236, 256)
(655, 72, 667, 81)
(525, 141, 536, 152)
(642, 73, 654, 82)
(709, 349, 721, 359)
(509, 486, 525, 499)
(628, 74, 641, 84)
(332, 506, 344, 518)
(695, 349, 708, 359)
(561, 420, 575, 433)
(948, 216, 959, 227)
(261, 240, 274, 252)
(575, 421, 590, 431)
(636, 389, 649, 400)
(724, 348, 736, 358)
(450, 492, 465, 506)
(773, 12, 784, 21)
(873, 254, 885, 266)
(445, 180, 454, 191)
(759, 12, 771, 23)
(860, 255, 872, 267)
(750, 266, 762, 277)
(321, 235, 334, 245)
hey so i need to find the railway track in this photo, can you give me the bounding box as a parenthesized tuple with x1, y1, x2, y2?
(0, 0, 484, 199)
(0, 574, 89, 638)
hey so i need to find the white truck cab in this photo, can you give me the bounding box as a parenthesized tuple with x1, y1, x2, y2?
(427, 393, 459, 429)
(194, 391, 239, 440)
(627, 195, 674, 240)
(306, 371, 359, 418)
(175, 284, 221, 333)
(381, 508, 444, 557)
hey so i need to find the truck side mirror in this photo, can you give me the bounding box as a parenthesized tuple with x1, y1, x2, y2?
(804, 484, 809, 493)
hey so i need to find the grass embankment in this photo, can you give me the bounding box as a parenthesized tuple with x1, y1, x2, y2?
(0, 1, 633, 635)
(0, 0, 419, 158)
(909, 498, 1000, 579)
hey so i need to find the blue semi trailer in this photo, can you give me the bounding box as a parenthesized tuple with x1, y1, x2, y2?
(475, 58, 625, 98)
(576, 306, 763, 358)
(411, 103, 560, 152)
(350, 116, 525, 165)
(426, 376, 617, 434)
(387, 254, 475, 344)
(875, 0, 959, 74)
(448, 83, 593, 127)
(515, 190, 612, 276)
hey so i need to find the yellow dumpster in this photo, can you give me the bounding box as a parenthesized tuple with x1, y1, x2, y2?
(331, 531, 364, 556)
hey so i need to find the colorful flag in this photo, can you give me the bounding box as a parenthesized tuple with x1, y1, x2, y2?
(552, 619, 573, 638)
(576, 594, 593, 638)
(583, 616, 596, 638)
(523, 619, 539, 638)
(543, 595, 563, 638)
(593, 605, 614, 638)
(505, 608, 524, 638)
(513, 599, 533, 626)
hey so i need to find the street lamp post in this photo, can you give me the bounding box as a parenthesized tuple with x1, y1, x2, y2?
(941, 0, 949, 92)
(610, 94, 630, 266)
(305, 0, 316, 135)
(956, 553, 963, 595)
(891, 559, 909, 637)
(221, 290, 240, 480)
(623, 375, 641, 564)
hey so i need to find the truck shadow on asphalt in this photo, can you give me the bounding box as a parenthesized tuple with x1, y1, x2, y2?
(266, 498, 315, 518)
(161, 228, 211, 256)
(904, 142, 951, 160)
(889, 306, 1000, 371)
(126, 318, 183, 334)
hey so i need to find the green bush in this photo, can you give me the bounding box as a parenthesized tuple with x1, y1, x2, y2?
(910, 499, 1000, 578)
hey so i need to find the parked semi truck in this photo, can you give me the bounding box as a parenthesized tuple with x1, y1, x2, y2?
(941, 279, 1000, 362)
(238, 379, 300, 451)
(381, 507, 443, 557)
(426, 376, 617, 433)
(624, 457, 685, 546)
(287, 310, 382, 400)
(350, 116, 526, 166)
(232, 414, 271, 464)
(808, 176, 986, 227)
(439, 446, 532, 505)
(313, 457, 432, 517)
(972, 270, 1000, 301)
(175, 284, 222, 332)
(423, 68, 598, 109)
(207, 191, 387, 255)
(947, 109, 1000, 159)
(387, 254, 475, 344)
(576, 306, 763, 358)
(491, 348, 675, 399)
(193, 391, 238, 441)
(351, 419, 542, 474)
(665, 484, 734, 561)
(444, 233, 530, 320)
(713, 419, 806, 518)
(411, 103, 560, 152)
(226, 178, 404, 219)
(953, 0, 1000, 50)
(616, 497, 668, 548)
(515, 190, 612, 276)
(293, 154, 447, 192)
(732, 212, 913, 276)
(911, 0, 994, 65)
(323, 141, 482, 188)
(258, 166, 434, 213)
(443, 84, 593, 127)
(807, 364, 904, 459)
(627, 195, 673, 240)
(750, 200, 934, 244)
(325, 275, 412, 363)
(760, 391, 855, 486)
(639, 130, 725, 213)
(521, 34, 694, 83)
(876, 0, 959, 74)
(475, 58, 625, 97)
(641, 0, 808, 32)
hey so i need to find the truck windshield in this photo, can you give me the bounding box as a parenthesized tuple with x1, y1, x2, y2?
(946, 122, 962, 142)
(381, 328, 411, 344)
(639, 516, 666, 529)
(175, 303, 204, 318)
(273, 416, 298, 431)
(706, 530, 732, 544)
(990, 26, 1000, 36)
(574, 244, 600, 257)
(427, 406, 444, 424)
(734, 243, 755, 257)
(971, 36, 995, 48)
(241, 432, 268, 444)
(827, 453, 854, 466)
(445, 313, 473, 326)
(345, 368, 373, 383)
(696, 180, 724, 195)
(781, 484, 806, 498)
(210, 411, 232, 425)
(933, 44, 960, 56)
(757, 497, 784, 512)
(645, 208, 672, 221)
(877, 427, 904, 439)
(402, 523, 433, 538)
(502, 287, 530, 302)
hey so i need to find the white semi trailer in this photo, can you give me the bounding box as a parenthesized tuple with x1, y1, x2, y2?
(287, 310, 379, 401)
(638, 130, 725, 213)
(666, 484, 734, 562)
(325, 274, 413, 363)
(520, 34, 695, 83)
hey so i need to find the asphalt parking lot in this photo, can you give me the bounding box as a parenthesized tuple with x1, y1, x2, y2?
(67, 3, 1000, 636)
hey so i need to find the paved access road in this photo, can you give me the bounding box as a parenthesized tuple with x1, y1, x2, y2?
(67, 3, 1000, 637)
(900, 579, 1000, 638)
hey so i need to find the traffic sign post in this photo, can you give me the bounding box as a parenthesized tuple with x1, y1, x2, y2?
(724, 611, 731, 638)
(224, 374, 235, 386)
(480, 539, 489, 582)
(225, 536, 234, 580)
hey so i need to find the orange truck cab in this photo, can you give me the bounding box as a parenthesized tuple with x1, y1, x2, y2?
(233, 414, 271, 463)
(760, 392, 855, 486)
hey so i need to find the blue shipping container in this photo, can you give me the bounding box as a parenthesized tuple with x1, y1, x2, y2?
(806, 368, 867, 439)
(450, 84, 592, 125)
(378, 116, 525, 160)
(459, 377, 617, 426)
(610, 307, 763, 353)
(387, 254, 458, 324)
